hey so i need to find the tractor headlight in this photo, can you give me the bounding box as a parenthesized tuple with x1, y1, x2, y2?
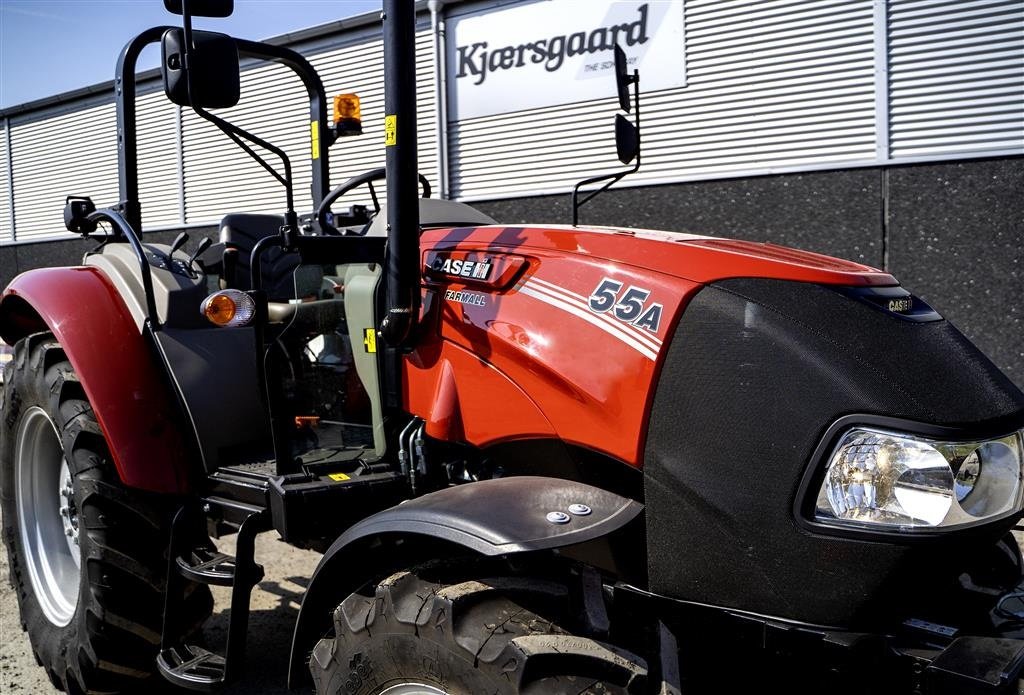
(814, 427, 1024, 531)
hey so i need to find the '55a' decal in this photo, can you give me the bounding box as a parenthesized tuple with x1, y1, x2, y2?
(588, 278, 663, 332)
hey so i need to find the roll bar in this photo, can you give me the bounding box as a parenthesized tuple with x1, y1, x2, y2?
(113, 28, 333, 234)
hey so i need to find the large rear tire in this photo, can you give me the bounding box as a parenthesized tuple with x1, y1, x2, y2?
(309, 559, 648, 695)
(0, 332, 213, 693)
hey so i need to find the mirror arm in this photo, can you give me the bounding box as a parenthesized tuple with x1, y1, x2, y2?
(571, 71, 640, 227)
(571, 169, 628, 226)
(192, 106, 295, 220)
(234, 38, 331, 208)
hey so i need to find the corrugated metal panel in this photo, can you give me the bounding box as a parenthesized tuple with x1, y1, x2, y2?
(181, 22, 437, 224)
(449, 0, 879, 200)
(137, 88, 183, 229)
(888, 0, 1024, 157)
(10, 99, 119, 242)
(0, 121, 11, 243)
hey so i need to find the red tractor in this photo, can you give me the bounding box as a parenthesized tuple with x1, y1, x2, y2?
(3, 1, 1024, 693)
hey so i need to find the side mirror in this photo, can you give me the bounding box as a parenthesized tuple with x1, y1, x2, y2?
(64, 196, 97, 236)
(163, 0, 233, 17)
(614, 45, 633, 113)
(615, 114, 639, 164)
(161, 28, 240, 109)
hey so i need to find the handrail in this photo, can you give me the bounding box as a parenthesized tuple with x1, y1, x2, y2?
(87, 208, 159, 326)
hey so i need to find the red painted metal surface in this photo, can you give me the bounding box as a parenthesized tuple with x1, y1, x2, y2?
(404, 225, 898, 467)
(0, 267, 189, 493)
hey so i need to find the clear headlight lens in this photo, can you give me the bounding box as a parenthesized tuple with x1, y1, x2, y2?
(815, 427, 1024, 530)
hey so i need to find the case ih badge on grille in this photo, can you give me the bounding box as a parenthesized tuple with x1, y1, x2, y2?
(430, 254, 493, 281)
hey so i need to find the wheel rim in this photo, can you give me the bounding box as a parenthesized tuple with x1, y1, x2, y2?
(378, 685, 449, 695)
(15, 406, 80, 626)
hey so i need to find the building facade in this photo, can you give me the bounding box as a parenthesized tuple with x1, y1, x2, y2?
(1, 0, 1022, 382)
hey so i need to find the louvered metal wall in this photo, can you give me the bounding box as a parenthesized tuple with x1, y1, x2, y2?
(0, 121, 11, 243)
(9, 98, 119, 242)
(137, 88, 184, 229)
(1, 1, 1021, 245)
(449, 0, 880, 200)
(888, 0, 1024, 158)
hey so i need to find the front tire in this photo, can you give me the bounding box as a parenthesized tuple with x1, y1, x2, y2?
(0, 332, 213, 692)
(309, 560, 648, 695)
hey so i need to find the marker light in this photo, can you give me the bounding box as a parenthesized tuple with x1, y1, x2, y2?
(333, 93, 362, 136)
(200, 289, 255, 327)
(815, 427, 1024, 531)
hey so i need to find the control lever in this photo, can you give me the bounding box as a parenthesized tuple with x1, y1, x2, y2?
(170, 232, 190, 257)
(187, 237, 213, 270)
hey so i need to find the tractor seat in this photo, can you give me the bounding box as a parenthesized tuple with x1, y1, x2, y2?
(219, 213, 298, 298)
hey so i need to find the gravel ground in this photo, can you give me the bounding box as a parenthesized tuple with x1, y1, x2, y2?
(0, 521, 322, 694)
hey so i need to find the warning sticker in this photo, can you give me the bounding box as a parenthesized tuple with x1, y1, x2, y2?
(310, 120, 320, 160)
(328, 472, 351, 482)
(384, 115, 397, 146)
(363, 328, 377, 353)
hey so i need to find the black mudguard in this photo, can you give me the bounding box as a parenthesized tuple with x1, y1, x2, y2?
(287, 476, 644, 688)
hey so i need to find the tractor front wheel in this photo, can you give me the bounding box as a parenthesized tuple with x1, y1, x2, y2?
(309, 559, 648, 695)
(0, 332, 212, 692)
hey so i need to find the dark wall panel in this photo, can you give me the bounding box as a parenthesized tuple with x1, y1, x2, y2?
(887, 158, 1023, 387)
(474, 168, 885, 266)
(473, 158, 1022, 386)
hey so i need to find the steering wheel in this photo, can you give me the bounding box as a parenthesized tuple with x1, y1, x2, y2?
(316, 167, 431, 234)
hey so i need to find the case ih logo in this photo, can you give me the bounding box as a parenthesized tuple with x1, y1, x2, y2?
(430, 255, 493, 281)
(455, 4, 650, 86)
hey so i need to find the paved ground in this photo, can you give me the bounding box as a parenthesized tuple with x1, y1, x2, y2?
(0, 524, 322, 694)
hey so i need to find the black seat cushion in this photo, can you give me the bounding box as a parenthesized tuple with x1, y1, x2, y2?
(219, 213, 298, 298)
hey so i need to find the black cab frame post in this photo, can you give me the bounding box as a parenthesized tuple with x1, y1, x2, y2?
(379, 0, 421, 350)
(114, 30, 333, 234)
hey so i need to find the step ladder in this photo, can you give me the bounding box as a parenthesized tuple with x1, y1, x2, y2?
(157, 504, 269, 691)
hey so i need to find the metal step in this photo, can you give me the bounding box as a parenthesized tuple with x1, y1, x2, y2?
(159, 507, 269, 691)
(176, 547, 258, 587)
(156, 644, 226, 692)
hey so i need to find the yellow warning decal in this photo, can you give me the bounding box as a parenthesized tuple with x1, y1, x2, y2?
(310, 120, 320, 160)
(384, 115, 397, 146)
(363, 328, 377, 353)
(328, 472, 350, 482)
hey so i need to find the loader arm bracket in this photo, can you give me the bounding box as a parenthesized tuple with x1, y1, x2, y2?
(287, 476, 644, 688)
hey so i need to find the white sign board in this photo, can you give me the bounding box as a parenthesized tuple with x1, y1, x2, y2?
(446, 0, 686, 121)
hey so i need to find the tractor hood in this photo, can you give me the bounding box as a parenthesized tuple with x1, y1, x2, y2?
(413, 222, 1024, 630)
(419, 224, 897, 287)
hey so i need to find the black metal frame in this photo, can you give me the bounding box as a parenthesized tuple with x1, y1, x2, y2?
(113, 27, 332, 235)
(379, 0, 421, 350)
(571, 66, 641, 227)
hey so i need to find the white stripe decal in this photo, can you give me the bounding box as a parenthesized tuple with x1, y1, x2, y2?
(528, 276, 663, 354)
(518, 285, 660, 361)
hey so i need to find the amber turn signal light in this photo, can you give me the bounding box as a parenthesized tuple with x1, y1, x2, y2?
(333, 93, 362, 136)
(200, 289, 256, 327)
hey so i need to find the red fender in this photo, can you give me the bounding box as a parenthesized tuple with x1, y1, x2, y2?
(1, 267, 189, 493)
